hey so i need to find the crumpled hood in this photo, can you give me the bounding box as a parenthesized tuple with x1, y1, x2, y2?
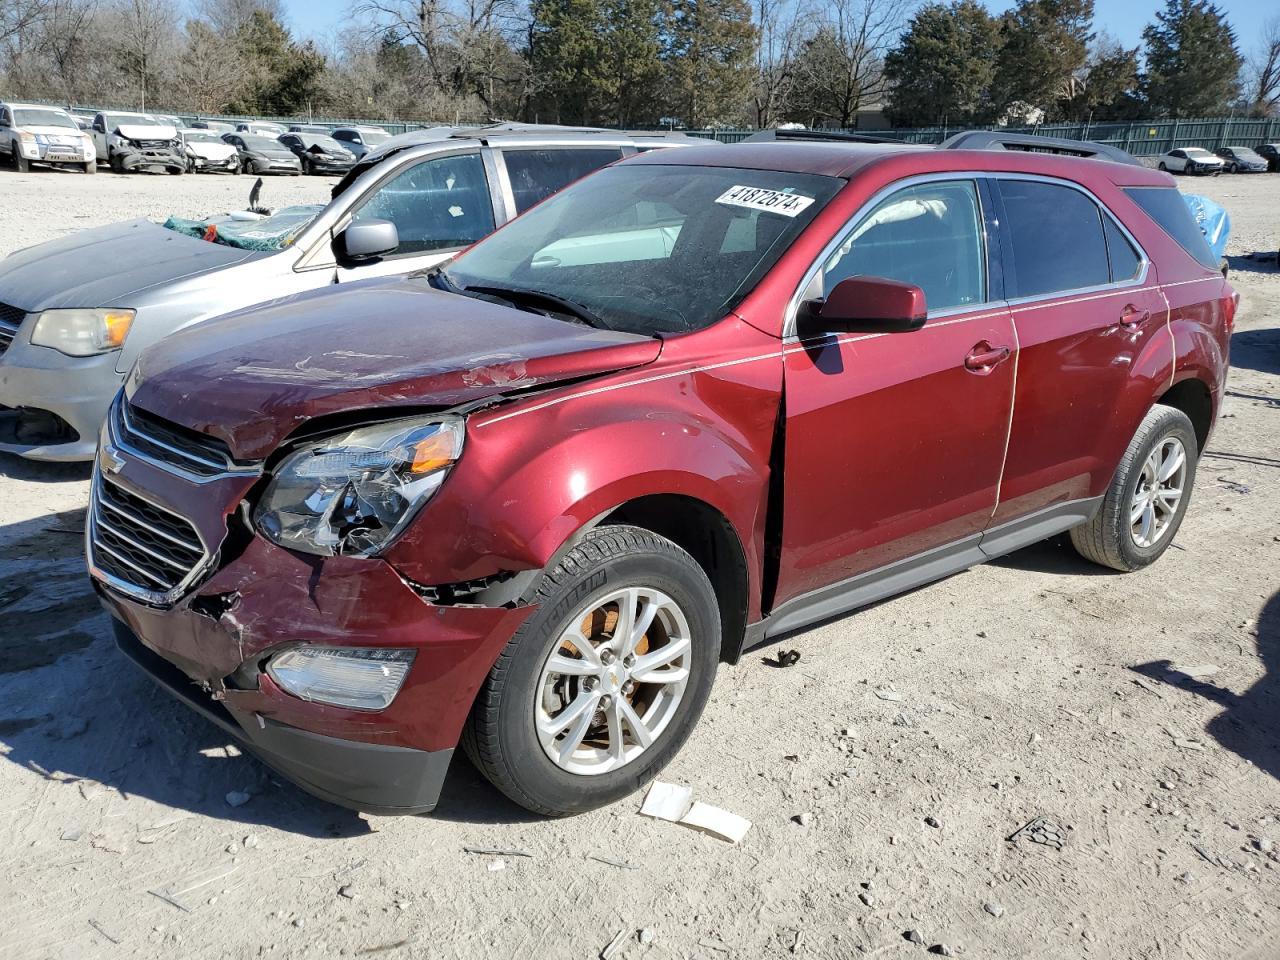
(130, 278, 663, 460)
(187, 141, 238, 161)
(116, 124, 177, 141)
(0, 219, 256, 311)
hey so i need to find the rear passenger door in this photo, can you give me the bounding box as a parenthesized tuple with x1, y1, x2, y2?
(495, 147, 625, 217)
(334, 149, 499, 281)
(985, 176, 1167, 535)
(776, 178, 1018, 605)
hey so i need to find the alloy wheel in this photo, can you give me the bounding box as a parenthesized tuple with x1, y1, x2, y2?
(1130, 436, 1187, 548)
(534, 586, 691, 775)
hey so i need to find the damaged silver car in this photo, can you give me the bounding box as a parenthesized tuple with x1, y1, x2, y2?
(0, 124, 702, 460)
(89, 111, 186, 174)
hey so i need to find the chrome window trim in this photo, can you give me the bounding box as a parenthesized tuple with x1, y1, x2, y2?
(86, 467, 216, 608)
(783, 170, 1152, 340)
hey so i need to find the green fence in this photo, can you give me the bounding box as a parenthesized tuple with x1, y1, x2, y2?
(689, 117, 1280, 155)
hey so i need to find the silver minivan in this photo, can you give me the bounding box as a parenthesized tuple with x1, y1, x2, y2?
(0, 125, 700, 460)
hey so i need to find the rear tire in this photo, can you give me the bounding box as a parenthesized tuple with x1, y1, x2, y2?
(1070, 405, 1198, 572)
(463, 524, 720, 816)
(1157, 162, 1167, 172)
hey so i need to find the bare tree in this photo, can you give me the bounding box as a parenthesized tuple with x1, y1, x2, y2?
(37, 0, 96, 101)
(350, 0, 527, 114)
(176, 18, 245, 113)
(752, 0, 807, 127)
(195, 0, 285, 34)
(787, 0, 914, 128)
(1248, 16, 1280, 117)
(0, 0, 50, 46)
(109, 0, 176, 109)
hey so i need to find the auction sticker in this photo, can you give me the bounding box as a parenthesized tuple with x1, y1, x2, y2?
(716, 185, 815, 217)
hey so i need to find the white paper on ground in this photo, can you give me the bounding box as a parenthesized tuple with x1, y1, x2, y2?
(639, 780, 693, 822)
(679, 800, 753, 844)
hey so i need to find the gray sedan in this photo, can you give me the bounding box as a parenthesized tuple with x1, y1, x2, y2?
(0, 125, 700, 460)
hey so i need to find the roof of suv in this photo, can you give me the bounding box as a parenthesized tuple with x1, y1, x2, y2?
(627, 139, 1170, 187)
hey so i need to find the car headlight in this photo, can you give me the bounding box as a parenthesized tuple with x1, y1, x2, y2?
(30, 308, 135, 356)
(255, 417, 464, 557)
(267, 646, 415, 710)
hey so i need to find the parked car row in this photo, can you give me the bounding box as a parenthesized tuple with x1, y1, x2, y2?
(1158, 144, 1280, 175)
(0, 103, 399, 176)
(0, 126, 1236, 820)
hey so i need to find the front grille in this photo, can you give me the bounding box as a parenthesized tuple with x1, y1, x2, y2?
(0, 302, 24, 356)
(135, 139, 171, 150)
(115, 399, 252, 479)
(90, 473, 207, 602)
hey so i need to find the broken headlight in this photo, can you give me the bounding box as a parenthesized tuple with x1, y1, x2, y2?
(267, 646, 415, 710)
(30, 308, 135, 356)
(255, 417, 464, 557)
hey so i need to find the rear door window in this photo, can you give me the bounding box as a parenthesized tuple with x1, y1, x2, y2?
(823, 180, 988, 311)
(350, 151, 494, 255)
(501, 148, 624, 214)
(1102, 216, 1142, 282)
(1123, 186, 1218, 270)
(997, 180, 1110, 298)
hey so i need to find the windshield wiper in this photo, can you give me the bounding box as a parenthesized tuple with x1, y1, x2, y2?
(419, 265, 461, 292)
(462, 284, 613, 330)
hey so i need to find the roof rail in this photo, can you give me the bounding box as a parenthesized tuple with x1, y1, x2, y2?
(939, 130, 1142, 166)
(742, 128, 904, 145)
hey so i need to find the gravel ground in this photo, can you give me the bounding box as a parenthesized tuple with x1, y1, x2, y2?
(0, 168, 1277, 960)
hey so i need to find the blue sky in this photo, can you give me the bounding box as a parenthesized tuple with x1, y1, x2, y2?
(280, 0, 1273, 56)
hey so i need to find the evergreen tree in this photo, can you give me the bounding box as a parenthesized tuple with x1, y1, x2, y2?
(663, 0, 757, 128)
(1142, 0, 1241, 117)
(529, 0, 608, 124)
(992, 0, 1094, 121)
(883, 0, 1002, 127)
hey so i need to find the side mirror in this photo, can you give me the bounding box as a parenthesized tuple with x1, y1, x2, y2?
(337, 218, 399, 262)
(800, 275, 927, 334)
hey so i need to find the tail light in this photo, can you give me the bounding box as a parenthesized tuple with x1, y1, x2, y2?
(1222, 287, 1239, 333)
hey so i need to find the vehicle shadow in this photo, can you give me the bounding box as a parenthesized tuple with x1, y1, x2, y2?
(1131, 590, 1279, 781)
(1230, 321, 1279, 377)
(0, 508, 527, 835)
(986, 532, 1121, 576)
(1225, 253, 1278, 278)
(0, 451, 92, 484)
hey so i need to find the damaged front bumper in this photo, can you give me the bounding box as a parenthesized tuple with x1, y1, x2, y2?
(98, 533, 536, 815)
(116, 146, 185, 173)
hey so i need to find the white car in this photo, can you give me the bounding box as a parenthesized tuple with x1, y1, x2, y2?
(88, 110, 185, 173)
(1157, 147, 1225, 176)
(0, 102, 96, 173)
(236, 121, 287, 137)
(180, 128, 242, 173)
(331, 125, 392, 159)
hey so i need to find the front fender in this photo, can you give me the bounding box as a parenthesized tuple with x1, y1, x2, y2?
(386, 320, 784, 614)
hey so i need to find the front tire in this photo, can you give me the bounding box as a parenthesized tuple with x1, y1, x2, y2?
(82, 160, 95, 174)
(464, 525, 720, 816)
(1070, 405, 1198, 572)
(13, 149, 28, 172)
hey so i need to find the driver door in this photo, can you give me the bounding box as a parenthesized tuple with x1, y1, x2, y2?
(774, 178, 1017, 608)
(334, 150, 500, 282)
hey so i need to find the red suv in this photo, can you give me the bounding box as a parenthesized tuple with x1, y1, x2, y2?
(90, 134, 1234, 816)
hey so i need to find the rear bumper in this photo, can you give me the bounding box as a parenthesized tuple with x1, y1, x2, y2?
(114, 619, 454, 815)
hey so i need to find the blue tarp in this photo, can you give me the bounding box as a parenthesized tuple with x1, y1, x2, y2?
(1183, 194, 1230, 261)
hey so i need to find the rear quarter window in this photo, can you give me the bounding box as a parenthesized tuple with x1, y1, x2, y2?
(1123, 187, 1217, 270)
(502, 148, 625, 214)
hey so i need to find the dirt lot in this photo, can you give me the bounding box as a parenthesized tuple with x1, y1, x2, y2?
(0, 168, 1277, 960)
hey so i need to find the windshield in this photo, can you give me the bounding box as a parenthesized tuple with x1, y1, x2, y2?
(13, 109, 77, 129)
(1184, 148, 1214, 157)
(361, 129, 390, 144)
(183, 131, 222, 143)
(444, 163, 841, 335)
(1227, 147, 1262, 161)
(240, 135, 284, 151)
(162, 203, 325, 251)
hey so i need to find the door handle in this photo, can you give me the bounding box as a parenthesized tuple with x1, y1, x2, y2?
(964, 343, 1011, 373)
(1119, 305, 1151, 329)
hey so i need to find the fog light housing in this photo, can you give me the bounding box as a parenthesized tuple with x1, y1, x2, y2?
(266, 646, 415, 711)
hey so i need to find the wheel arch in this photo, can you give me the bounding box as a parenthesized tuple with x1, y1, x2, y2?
(598, 494, 750, 666)
(1157, 376, 1213, 453)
